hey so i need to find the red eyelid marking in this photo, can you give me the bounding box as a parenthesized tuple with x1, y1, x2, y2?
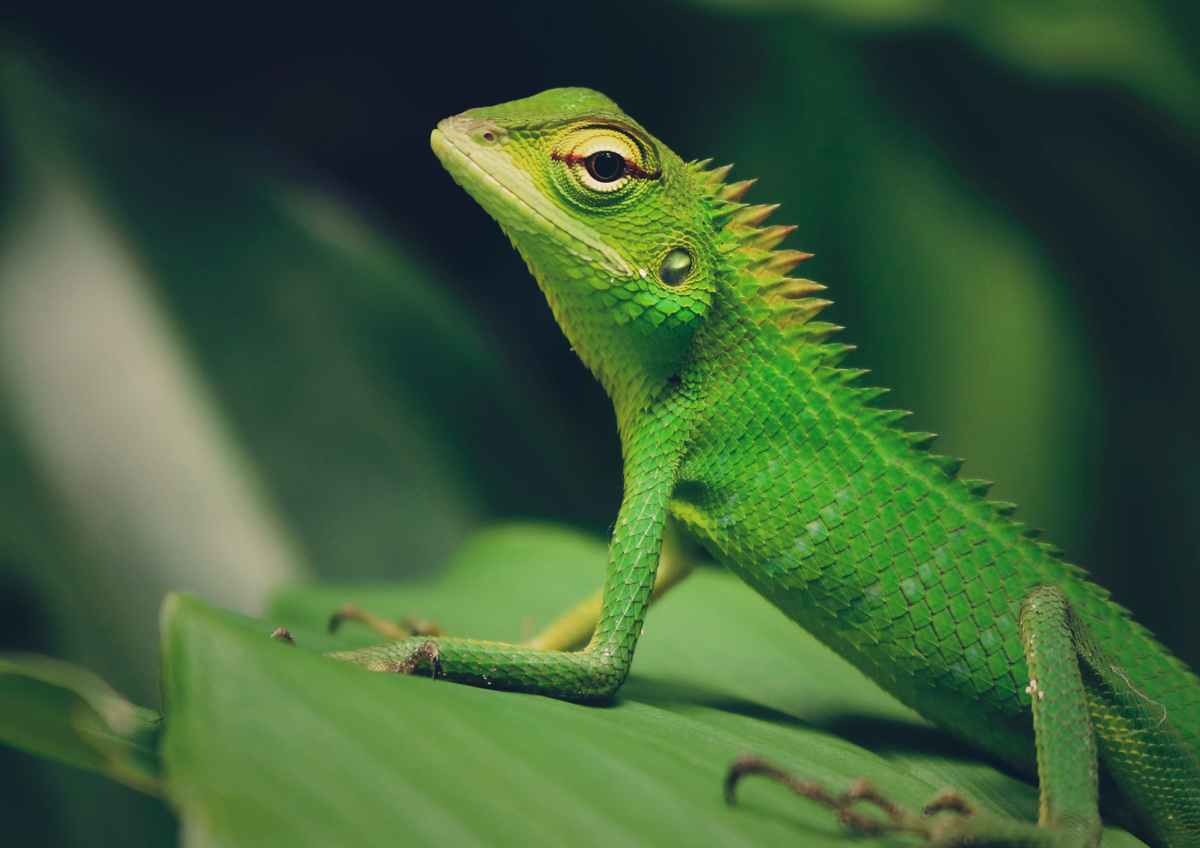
(550, 150, 663, 181)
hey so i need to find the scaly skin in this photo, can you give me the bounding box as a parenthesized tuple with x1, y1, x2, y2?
(333, 89, 1200, 847)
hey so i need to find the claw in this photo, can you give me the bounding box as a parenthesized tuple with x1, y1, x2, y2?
(726, 753, 1075, 848)
(401, 615, 446, 638)
(328, 604, 446, 640)
(388, 640, 441, 678)
(844, 777, 905, 819)
(727, 754, 903, 835)
(924, 787, 977, 818)
(725, 753, 982, 843)
(329, 603, 407, 639)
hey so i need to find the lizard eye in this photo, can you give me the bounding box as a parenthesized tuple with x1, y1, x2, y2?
(585, 151, 626, 183)
(551, 125, 659, 205)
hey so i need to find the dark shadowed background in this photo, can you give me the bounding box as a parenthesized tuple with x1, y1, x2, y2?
(0, 0, 1196, 844)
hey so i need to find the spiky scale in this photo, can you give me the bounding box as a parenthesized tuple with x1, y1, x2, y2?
(710, 203, 741, 226)
(716, 178, 757, 202)
(906, 432, 939, 451)
(744, 224, 797, 250)
(730, 204, 780, 228)
(700, 163, 733, 185)
(819, 343, 857, 367)
(799, 321, 842, 343)
(963, 479, 995, 497)
(755, 249, 814, 275)
(763, 278, 826, 300)
(930, 455, 966, 477)
(858, 386, 890, 405)
(784, 297, 833, 324)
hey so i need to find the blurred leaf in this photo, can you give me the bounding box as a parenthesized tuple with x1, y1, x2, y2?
(0, 653, 161, 794)
(684, 0, 1200, 136)
(0, 37, 605, 710)
(148, 524, 1144, 847)
(0, 46, 308, 707)
(0, 39, 603, 848)
(53, 57, 613, 579)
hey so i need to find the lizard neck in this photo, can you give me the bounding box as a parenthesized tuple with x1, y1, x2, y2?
(532, 270, 689, 434)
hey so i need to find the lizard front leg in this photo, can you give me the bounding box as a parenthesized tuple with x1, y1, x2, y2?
(324, 516, 696, 652)
(327, 466, 677, 700)
(525, 516, 698, 652)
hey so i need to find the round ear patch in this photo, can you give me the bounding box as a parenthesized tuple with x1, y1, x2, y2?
(659, 248, 692, 287)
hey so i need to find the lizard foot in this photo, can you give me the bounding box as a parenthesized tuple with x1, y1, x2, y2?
(726, 753, 983, 845)
(380, 640, 441, 677)
(327, 603, 445, 641)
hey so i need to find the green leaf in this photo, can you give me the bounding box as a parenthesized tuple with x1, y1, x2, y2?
(151, 523, 1144, 847)
(0, 653, 161, 794)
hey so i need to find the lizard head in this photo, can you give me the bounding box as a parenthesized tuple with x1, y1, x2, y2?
(432, 88, 719, 419)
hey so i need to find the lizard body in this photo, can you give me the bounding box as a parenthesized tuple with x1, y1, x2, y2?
(336, 88, 1200, 847)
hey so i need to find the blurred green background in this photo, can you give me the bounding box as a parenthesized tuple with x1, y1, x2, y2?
(0, 0, 1196, 844)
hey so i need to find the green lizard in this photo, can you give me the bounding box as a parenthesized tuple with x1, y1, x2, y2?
(331, 88, 1200, 848)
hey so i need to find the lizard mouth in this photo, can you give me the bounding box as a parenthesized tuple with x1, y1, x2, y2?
(431, 121, 632, 277)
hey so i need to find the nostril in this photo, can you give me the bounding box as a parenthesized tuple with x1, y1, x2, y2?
(483, 131, 495, 142)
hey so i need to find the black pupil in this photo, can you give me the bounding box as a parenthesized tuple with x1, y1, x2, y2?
(586, 151, 626, 183)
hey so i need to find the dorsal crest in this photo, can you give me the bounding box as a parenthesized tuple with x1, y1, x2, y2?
(687, 160, 1057, 549)
(691, 160, 842, 352)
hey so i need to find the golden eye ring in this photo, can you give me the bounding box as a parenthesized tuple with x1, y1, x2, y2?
(551, 126, 661, 201)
